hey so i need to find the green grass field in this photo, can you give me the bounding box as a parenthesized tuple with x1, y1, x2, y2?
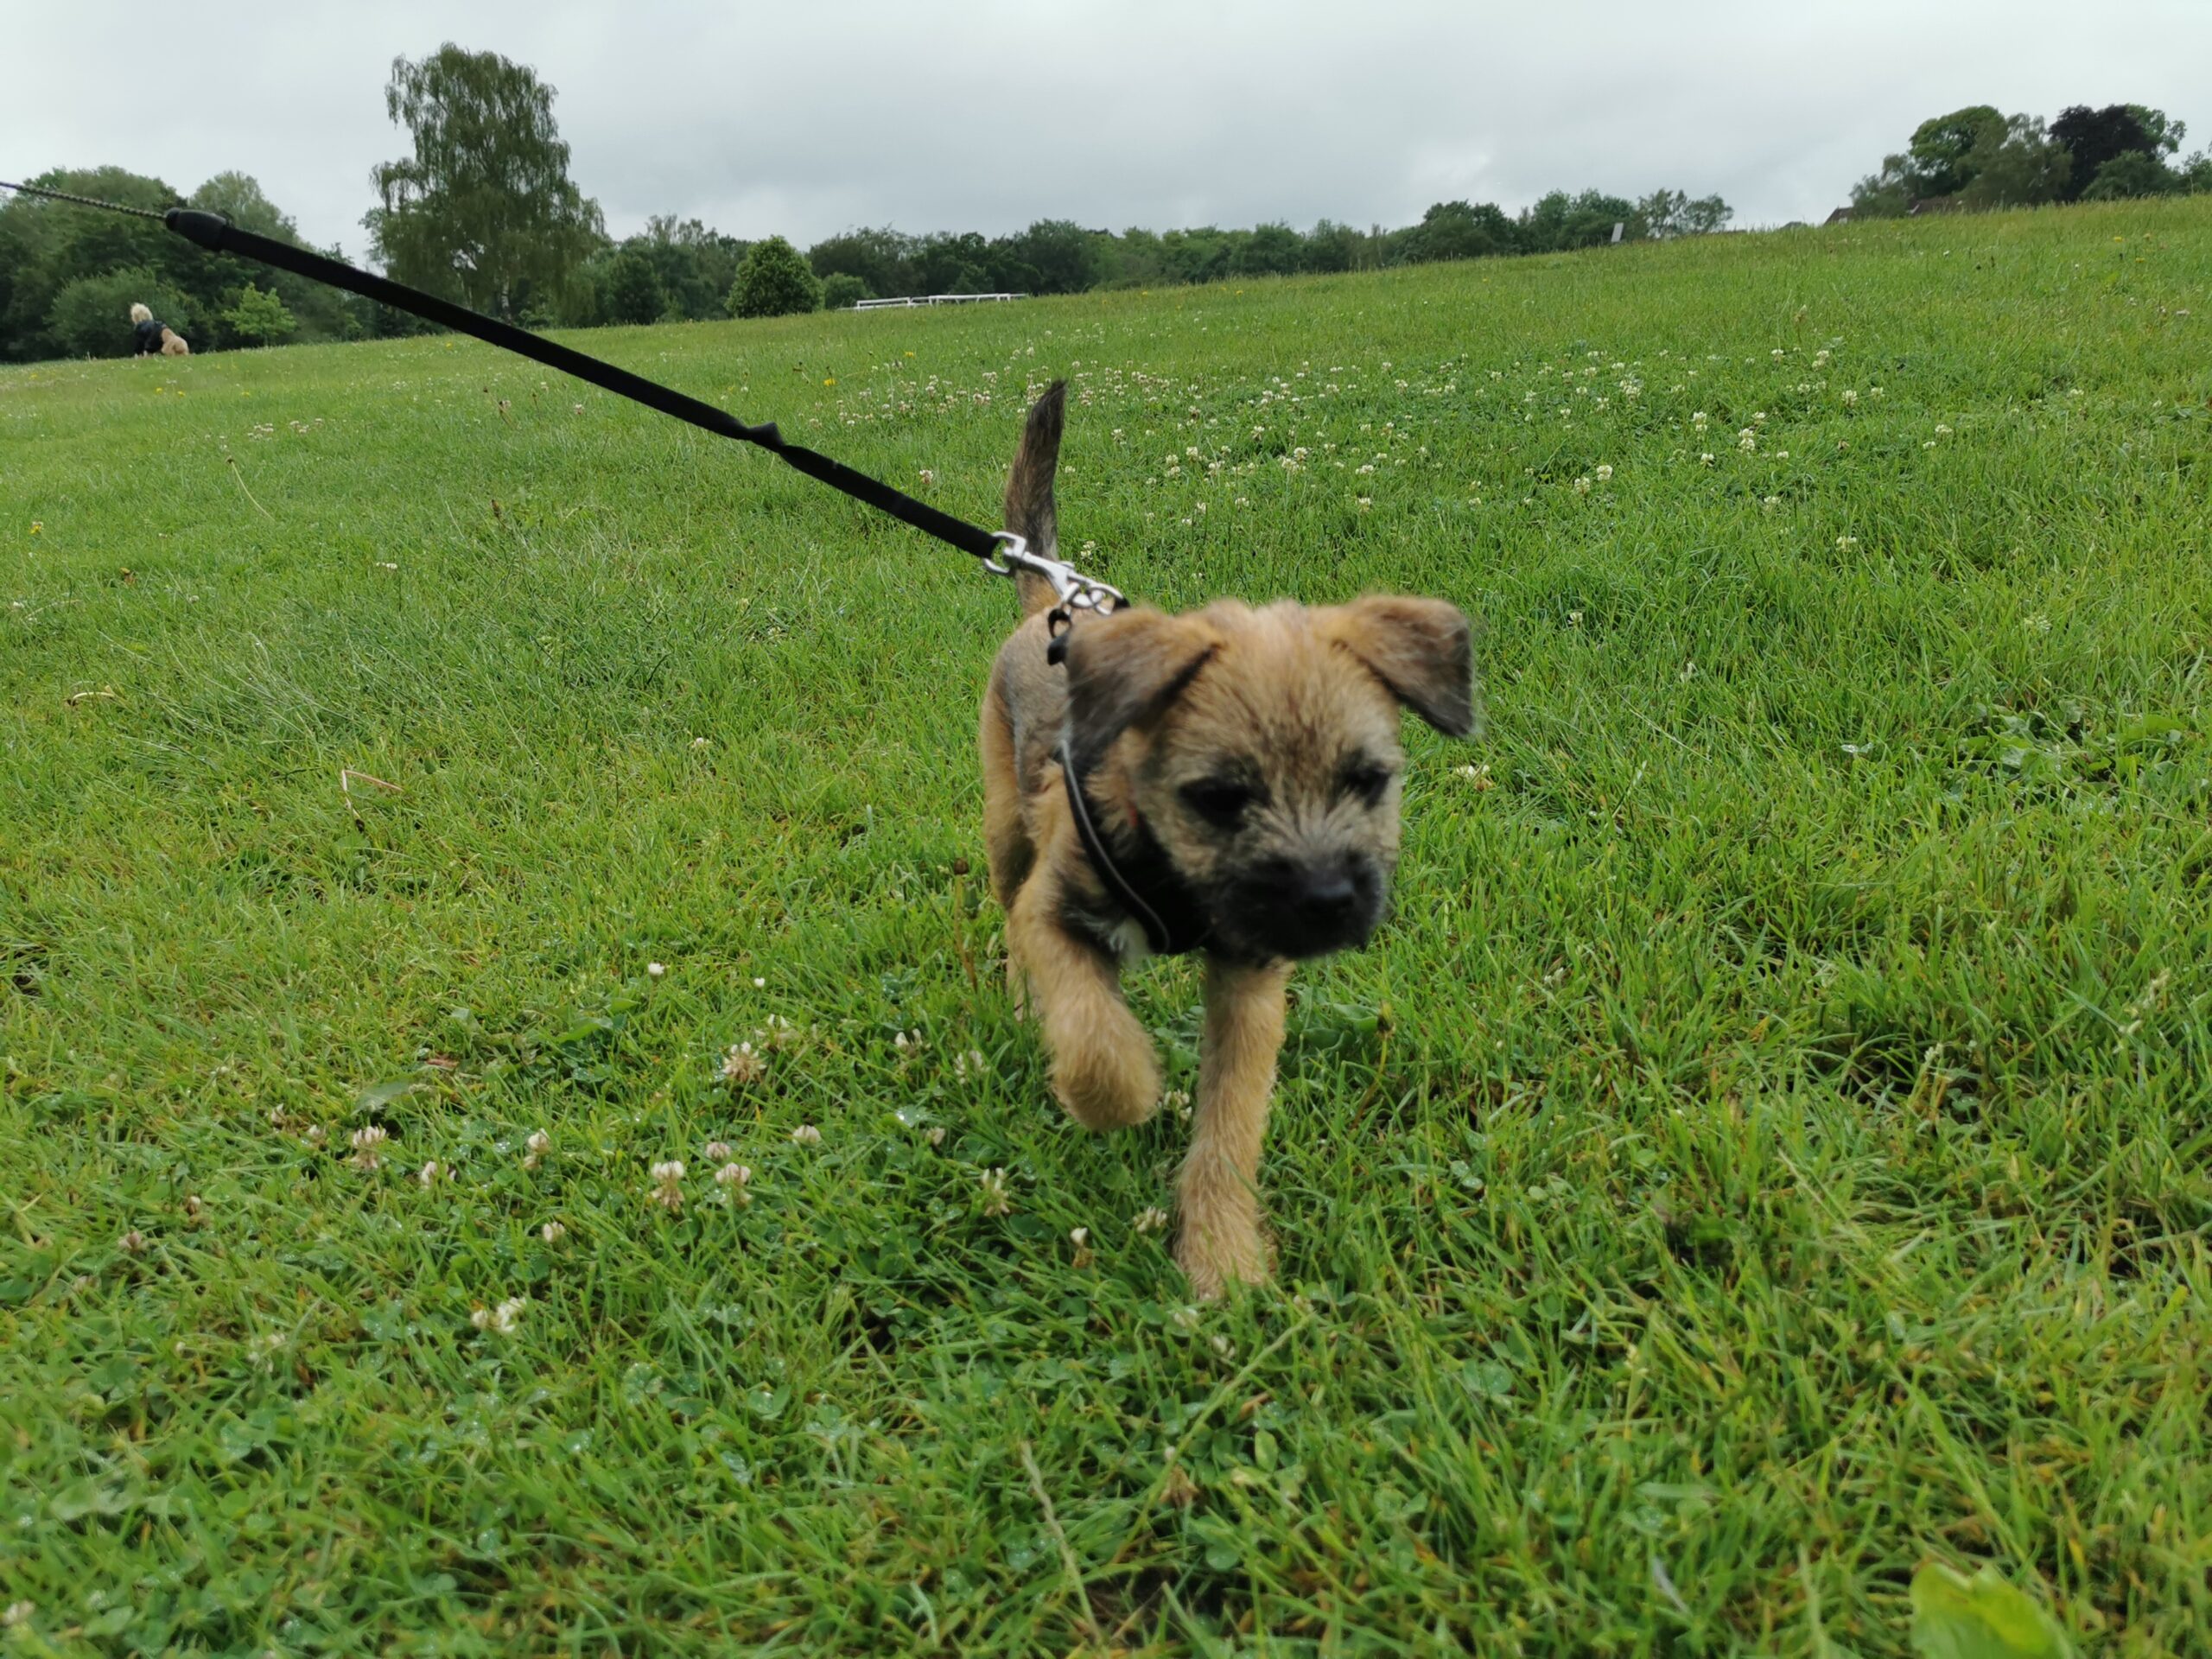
(4, 198, 2210, 1656)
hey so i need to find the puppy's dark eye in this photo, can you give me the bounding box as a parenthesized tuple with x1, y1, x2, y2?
(1340, 761, 1395, 807)
(1180, 777, 1259, 830)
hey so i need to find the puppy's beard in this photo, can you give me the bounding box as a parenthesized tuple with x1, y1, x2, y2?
(1205, 857, 1388, 962)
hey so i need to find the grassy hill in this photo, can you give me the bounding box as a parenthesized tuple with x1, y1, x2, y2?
(3, 199, 2209, 1655)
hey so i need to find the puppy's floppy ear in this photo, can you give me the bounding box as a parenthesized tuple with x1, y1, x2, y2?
(1058, 607, 1217, 771)
(1326, 595, 1482, 737)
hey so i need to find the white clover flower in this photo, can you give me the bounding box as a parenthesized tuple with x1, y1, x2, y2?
(690, 736, 712, 749)
(417, 1160, 443, 1188)
(1594, 464, 1613, 482)
(1070, 1226, 1095, 1268)
(472, 1295, 526, 1336)
(703, 1140, 732, 1162)
(714, 1162, 753, 1205)
(1934, 423, 1952, 435)
(926, 1125, 947, 1147)
(524, 1128, 550, 1169)
(1356, 497, 1372, 511)
(953, 1048, 988, 1083)
(1763, 495, 1782, 510)
(1700, 453, 1715, 466)
(1692, 410, 1708, 427)
(118, 1230, 147, 1254)
(540, 1220, 567, 1244)
(1837, 535, 1859, 550)
(1840, 388, 1858, 406)
(646, 962, 666, 979)
(722, 1042, 764, 1086)
(648, 1160, 685, 1211)
(1134, 1206, 1170, 1235)
(1170, 1305, 1203, 1332)
(1572, 476, 1591, 494)
(1738, 429, 1757, 452)
(349, 1125, 388, 1172)
(3, 1602, 34, 1628)
(790, 1124, 821, 1147)
(978, 1167, 1013, 1217)
(303, 1124, 327, 1147)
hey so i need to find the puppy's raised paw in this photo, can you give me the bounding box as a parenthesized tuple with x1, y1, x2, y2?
(1051, 1032, 1160, 1133)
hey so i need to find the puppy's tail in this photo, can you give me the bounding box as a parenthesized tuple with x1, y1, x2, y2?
(1002, 379, 1065, 618)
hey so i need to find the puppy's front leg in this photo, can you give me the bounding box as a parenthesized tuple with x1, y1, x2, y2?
(1007, 870, 1160, 1132)
(1176, 955, 1294, 1297)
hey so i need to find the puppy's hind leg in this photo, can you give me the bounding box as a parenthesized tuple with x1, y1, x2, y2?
(978, 676, 1033, 1013)
(1007, 872, 1160, 1132)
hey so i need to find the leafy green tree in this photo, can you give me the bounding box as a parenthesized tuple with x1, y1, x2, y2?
(1402, 200, 1516, 262)
(188, 173, 360, 342)
(1955, 115, 2072, 207)
(2081, 150, 2179, 200)
(728, 235, 822, 318)
(808, 227, 918, 299)
(992, 219, 1101, 294)
(822, 272, 872, 309)
(1301, 219, 1367, 273)
(2128, 105, 2187, 156)
(1907, 106, 2011, 196)
(365, 44, 606, 319)
(1230, 222, 1306, 276)
(1519, 190, 1639, 252)
(223, 282, 296, 345)
(1642, 189, 1733, 238)
(1853, 105, 2009, 213)
(602, 245, 667, 324)
(2050, 105, 2153, 200)
(46, 267, 196, 359)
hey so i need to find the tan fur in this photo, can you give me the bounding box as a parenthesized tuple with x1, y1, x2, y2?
(980, 383, 1479, 1296)
(159, 327, 190, 357)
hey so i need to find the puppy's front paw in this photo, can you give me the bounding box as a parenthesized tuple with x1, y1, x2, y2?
(1052, 1038, 1160, 1132)
(1174, 1215, 1271, 1300)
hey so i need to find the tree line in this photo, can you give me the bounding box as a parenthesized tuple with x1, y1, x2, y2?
(0, 46, 1742, 361)
(1849, 102, 2209, 215)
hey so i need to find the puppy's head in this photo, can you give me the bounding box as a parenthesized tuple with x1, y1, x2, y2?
(1062, 595, 1478, 961)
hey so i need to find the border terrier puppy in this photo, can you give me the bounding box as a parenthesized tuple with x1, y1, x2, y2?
(980, 383, 1479, 1296)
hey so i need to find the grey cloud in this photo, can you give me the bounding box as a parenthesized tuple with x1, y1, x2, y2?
(7, 1, 2203, 257)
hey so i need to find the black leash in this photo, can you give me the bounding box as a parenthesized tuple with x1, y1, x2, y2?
(0, 177, 1119, 594)
(4, 176, 1197, 946)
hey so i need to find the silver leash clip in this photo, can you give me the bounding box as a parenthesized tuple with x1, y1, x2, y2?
(982, 531, 1128, 627)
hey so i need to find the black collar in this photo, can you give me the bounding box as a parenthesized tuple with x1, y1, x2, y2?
(1058, 742, 1211, 956)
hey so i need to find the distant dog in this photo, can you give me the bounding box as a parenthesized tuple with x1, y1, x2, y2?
(130, 302, 189, 358)
(980, 383, 1478, 1296)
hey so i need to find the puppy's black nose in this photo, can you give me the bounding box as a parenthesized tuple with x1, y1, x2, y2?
(1292, 858, 1362, 926)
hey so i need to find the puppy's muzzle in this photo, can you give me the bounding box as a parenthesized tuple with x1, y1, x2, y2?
(1230, 852, 1386, 959)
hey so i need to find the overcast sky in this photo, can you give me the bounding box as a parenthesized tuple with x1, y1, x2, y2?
(8, 3, 2207, 255)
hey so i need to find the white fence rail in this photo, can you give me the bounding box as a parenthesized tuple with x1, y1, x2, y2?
(850, 293, 1030, 311)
